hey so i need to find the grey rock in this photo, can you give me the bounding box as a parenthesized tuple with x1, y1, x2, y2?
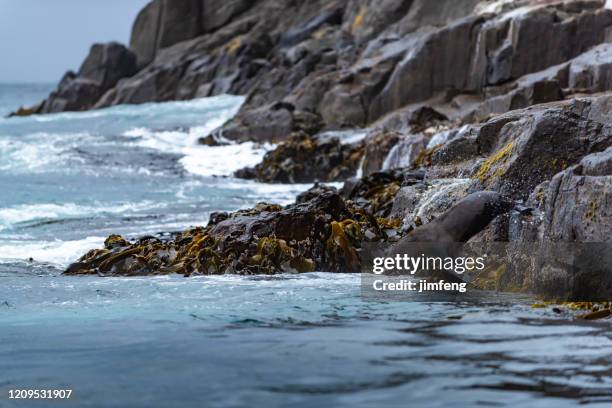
(569, 43, 612, 92)
(129, 0, 163, 67)
(368, 15, 487, 122)
(505, 147, 612, 299)
(542, 147, 612, 242)
(360, 131, 402, 176)
(425, 95, 612, 199)
(202, 0, 255, 33)
(40, 42, 138, 113)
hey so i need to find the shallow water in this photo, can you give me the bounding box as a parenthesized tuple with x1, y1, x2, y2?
(1, 85, 612, 408)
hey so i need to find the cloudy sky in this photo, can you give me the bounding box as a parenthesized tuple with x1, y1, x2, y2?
(0, 0, 150, 82)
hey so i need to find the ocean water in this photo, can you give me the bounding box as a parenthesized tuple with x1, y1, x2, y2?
(1, 84, 612, 408)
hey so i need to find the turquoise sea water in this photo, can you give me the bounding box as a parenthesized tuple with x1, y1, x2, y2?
(1, 84, 611, 408)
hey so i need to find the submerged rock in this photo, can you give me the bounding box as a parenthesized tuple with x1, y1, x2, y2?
(197, 133, 230, 146)
(7, 104, 42, 118)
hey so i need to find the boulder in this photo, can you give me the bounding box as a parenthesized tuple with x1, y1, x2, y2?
(40, 43, 138, 113)
(234, 131, 364, 183)
(216, 103, 295, 142)
(499, 147, 612, 300)
(64, 190, 392, 276)
(541, 147, 612, 242)
(424, 95, 612, 199)
(78, 42, 139, 90)
(472, 96, 612, 199)
(129, 0, 163, 67)
(130, 0, 204, 67)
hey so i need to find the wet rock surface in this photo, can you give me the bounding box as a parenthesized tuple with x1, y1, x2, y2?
(427, 95, 612, 199)
(234, 131, 364, 183)
(64, 187, 403, 276)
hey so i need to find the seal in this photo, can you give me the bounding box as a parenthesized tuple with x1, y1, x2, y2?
(385, 191, 516, 282)
(402, 191, 516, 243)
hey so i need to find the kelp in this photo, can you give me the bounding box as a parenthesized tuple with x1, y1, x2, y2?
(65, 190, 400, 277)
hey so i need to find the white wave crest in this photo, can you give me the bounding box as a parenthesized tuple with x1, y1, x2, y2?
(124, 125, 274, 177)
(0, 236, 105, 265)
(1, 95, 249, 175)
(0, 131, 92, 173)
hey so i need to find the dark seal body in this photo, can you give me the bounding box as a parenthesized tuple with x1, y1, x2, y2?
(403, 191, 515, 243)
(386, 191, 515, 282)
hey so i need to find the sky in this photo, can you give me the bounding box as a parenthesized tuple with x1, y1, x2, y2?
(0, 0, 150, 83)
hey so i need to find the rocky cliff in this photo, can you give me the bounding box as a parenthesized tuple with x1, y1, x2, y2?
(17, 1, 612, 122)
(25, 0, 612, 300)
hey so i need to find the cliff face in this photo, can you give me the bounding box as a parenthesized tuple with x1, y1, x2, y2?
(21, 0, 612, 125)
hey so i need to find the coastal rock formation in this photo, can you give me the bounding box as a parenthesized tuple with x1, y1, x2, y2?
(531, 148, 612, 298)
(33, 43, 138, 114)
(540, 147, 612, 242)
(20, 0, 611, 298)
(488, 146, 612, 299)
(234, 131, 364, 183)
(424, 94, 612, 199)
(18, 1, 612, 122)
(130, 0, 258, 67)
(64, 188, 401, 276)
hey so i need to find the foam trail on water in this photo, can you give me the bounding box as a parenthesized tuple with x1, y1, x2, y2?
(0, 236, 105, 265)
(117, 95, 275, 177)
(125, 125, 274, 177)
(0, 132, 93, 173)
(0, 201, 165, 231)
(0, 95, 249, 176)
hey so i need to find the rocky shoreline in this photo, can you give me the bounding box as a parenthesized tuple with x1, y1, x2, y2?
(13, 0, 612, 299)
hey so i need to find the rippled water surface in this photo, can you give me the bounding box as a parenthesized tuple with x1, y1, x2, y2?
(1, 84, 612, 408)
